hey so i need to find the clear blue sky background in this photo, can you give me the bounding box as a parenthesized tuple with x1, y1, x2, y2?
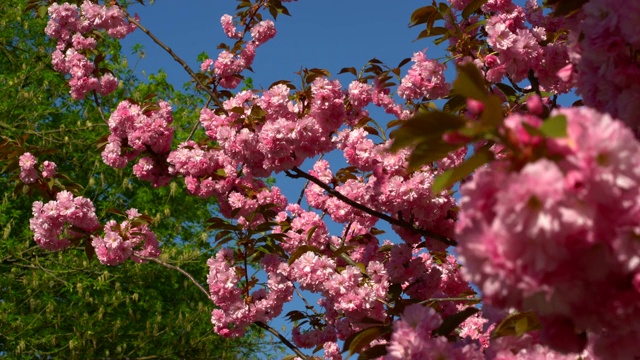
(119, 2, 452, 358)
(122, 1, 447, 89)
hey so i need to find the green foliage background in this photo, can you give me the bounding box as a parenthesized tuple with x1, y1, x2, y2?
(0, 1, 280, 358)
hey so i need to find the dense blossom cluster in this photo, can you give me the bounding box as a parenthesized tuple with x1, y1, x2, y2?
(563, 0, 640, 132)
(198, 83, 340, 177)
(18, 152, 39, 184)
(46, 1, 136, 99)
(398, 51, 450, 100)
(207, 251, 293, 337)
(22, 154, 160, 265)
(457, 107, 640, 357)
(200, 14, 277, 88)
(102, 99, 174, 187)
(30, 191, 101, 251)
(91, 209, 160, 265)
(384, 304, 476, 359)
(445, 0, 572, 94)
(18, 153, 58, 184)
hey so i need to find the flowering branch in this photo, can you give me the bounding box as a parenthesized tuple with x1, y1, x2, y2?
(285, 166, 457, 247)
(143, 256, 308, 358)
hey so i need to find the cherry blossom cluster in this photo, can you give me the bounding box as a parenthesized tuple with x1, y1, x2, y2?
(199, 14, 276, 88)
(306, 141, 459, 252)
(280, 240, 474, 352)
(563, 0, 640, 132)
(198, 84, 338, 178)
(457, 107, 640, 357)
(18, 152, 57, 184)
(29, 190, 101, 251)
(45, 1, 137, 99)
(207, 250, 292, 337)
(19, 152, 39, 184)
(397, 51, 450, 100)
(91, 209, 160, 266)
(166, 143, 288, 227)
(384, 304, 478, 359)
(102, 100, 174, 187)
(445, 0, 571, 94)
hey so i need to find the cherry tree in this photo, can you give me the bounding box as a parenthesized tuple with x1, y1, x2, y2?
(6, 0, 640, 358)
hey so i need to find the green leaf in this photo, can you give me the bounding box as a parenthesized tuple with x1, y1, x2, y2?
(453, 63, 487, 101)
(479, 95, 504, 128)
(433, 306, 480, 337)
(432, 144, 494, 193)
(287, 245, 322, 265)
(358, 344, 388, 360)
(409, 6, 437, 27)
(407, 140, 460, 170)
(538, 114, 567, 138)
(462, 0, 489, 19)
(339, 67, 358, 76)
(390, 111, 467, 151)
(443, 95, 467, 114)
(491, 311, 542, 339)
(305, 226, 318, 243)
(494, 83, 517, 101)
(342, 325, 391, 357)
(544, 0, 589, 16)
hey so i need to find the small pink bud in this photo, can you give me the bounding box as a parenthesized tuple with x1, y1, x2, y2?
(526, 94, 544, 116)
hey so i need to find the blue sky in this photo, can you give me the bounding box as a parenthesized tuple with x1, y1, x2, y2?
(121, 1, 448, 88)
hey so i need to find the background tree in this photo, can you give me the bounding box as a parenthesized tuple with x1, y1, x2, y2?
(0, 0, 282, 358)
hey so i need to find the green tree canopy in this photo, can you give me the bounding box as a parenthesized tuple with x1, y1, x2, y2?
(0, 1, 280, 358)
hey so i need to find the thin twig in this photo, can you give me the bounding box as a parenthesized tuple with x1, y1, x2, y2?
(141, 256, 307, 359)
(285, 167, 457, 247)
(140, 256, 210, 299)
(297, 154, 323, 205)
(92, 90, 107, 123)
(254, 321, 308, 360)
(420, 297, 481, 304)
(186, 98, 212, 142)
(122, 11, 225, 111)
(294, 286, 320, 315)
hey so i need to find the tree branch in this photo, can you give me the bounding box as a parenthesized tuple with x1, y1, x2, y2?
(285, 167, 457, 247)
(122, 11, 225, 111)
(142, 256, 308, 359)
(92, 90, 107, 124)
(140, 256, 210, 299)
(254, 321, 308, 360)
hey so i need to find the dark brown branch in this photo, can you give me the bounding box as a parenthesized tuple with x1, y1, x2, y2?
(286, 167, 457, 247)
(294, 286, 320, 315)
(527, 69, 542, 97)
